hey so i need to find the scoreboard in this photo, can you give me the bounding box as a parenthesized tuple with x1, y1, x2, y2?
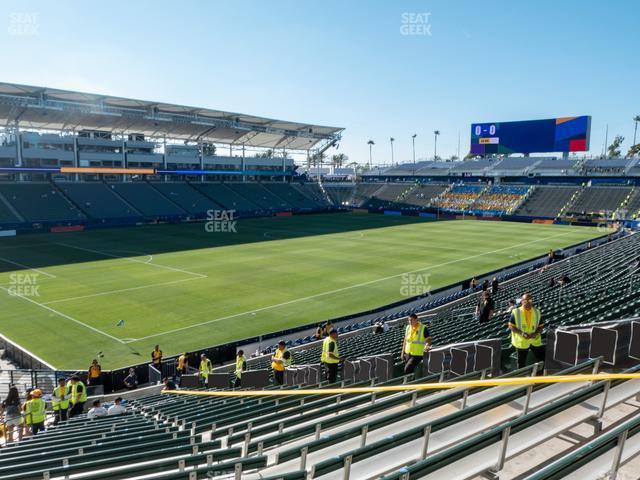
(470, 116, 591, 155)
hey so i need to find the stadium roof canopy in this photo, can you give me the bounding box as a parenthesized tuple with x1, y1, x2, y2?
(0, 82, 342, 151)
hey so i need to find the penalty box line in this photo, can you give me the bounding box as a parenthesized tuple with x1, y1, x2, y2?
(55, 242, 207, 279)
(125, 230, 576, 344)
(0, 285, 126, 344)
(42, 276, 204, 305)
(0, 257, 57, 278)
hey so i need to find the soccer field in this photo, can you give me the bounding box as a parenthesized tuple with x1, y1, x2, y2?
(0, 213, 601, 369)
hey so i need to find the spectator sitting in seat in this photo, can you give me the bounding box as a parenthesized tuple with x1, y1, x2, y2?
(162, 377, 177, 391)
(107, 397, 126, 416)
(373, 321, 384, 335)
(87, 399, 108, 419)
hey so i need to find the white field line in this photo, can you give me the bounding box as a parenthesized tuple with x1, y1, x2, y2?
(42, 276, 203, 305)
(55, 243, 207, 279)
(0, 285, 125, 344)
(0, 257, 57, 278)
(125, 230, 576, 343)
(260, 229, 488, 253)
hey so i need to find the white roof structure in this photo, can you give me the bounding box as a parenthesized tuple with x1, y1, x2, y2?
(0, 82, 342, 151)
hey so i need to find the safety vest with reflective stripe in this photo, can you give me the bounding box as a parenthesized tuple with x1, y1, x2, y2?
(70, 381, 87, 404)
(199, 358, 212, 378)
(52, 385, 70, 411)
(511, 306, 542, 349)
(271, 348, 292, 372)
(404, 324, 428, 356)
(235, 355, 246, 379)
(321, 337, 340, 364)
(25, 398, 46, 424)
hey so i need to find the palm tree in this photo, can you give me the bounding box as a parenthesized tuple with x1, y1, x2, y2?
(634, 115, 640, 147)
(311, 152, 326, 168)
(607, 135, 624, 158)
(367, 140, 375, 169)
(331, 153, 348, 168)
(433, 130, 440, 159)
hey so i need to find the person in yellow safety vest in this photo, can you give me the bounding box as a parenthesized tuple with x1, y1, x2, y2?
(321, 329, 340, 383)
(199, 354, 213, 385)
(271, 341, 292, 386)
(234, 350, 247, 388)
(52, 378, 70, 425)
(68, 376, 87, 418)
(25, 388, 46, 435)
(508, 293, 545, 369)
(401, 313, 432, 375)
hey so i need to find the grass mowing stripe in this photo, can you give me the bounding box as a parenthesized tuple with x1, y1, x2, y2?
(125, 229, 576, 343)
(42, 276, 204, 305)
(0, 285, 126, 344)
(0, 215, 602, 368)
(55, 242, 208, 278)
(0, 257, 57, 278)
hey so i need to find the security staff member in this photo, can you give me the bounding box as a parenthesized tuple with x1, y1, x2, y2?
(25, 389, 46, 435)
(52, 378, 70, 425)
(509, 293, 545, 368)
(271, 341, 292, 385)
(234, 350, 247, 388)
(199, 354, 213, 385)
(151, 345, 163, 371)
(87, 359, 102, 386)
(177, 352, 188, 377)
(68, 375, 87, 417)
(401, 313, 432, 375)
(321, 329, 340, 383)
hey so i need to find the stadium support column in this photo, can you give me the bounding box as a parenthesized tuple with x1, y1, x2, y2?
(122, 139, 128, 182)
(282, 156, 286, 183)
(73, 136, 79, 181)
(562, 151, 569, 160)
(16, 131, 24, 182)
(198, 141, 203, 183)
(242, 144, 246, 183)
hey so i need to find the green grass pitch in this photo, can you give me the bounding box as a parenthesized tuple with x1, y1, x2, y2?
(0, 213, 601, 370)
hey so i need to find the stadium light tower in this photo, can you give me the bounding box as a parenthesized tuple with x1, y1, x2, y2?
(434, 130, 440, 159)
(390, 137, 395, 165)
(367, 140, 375, 169)
(412, 134, 417, 165)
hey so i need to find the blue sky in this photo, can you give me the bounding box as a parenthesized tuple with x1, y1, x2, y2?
(2, 0, 639, 165)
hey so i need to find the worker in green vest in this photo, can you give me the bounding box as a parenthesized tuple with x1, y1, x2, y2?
(52, 378, 70, 425)
(199, 354, 213, 385)
(321, 329, 341, 383)
(401, 313, 432, 375)
(234, 350, 247, 388)
(508, 293, 545, 368)
(68, 376, 87, 417)
(24, 388, 46, 435)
